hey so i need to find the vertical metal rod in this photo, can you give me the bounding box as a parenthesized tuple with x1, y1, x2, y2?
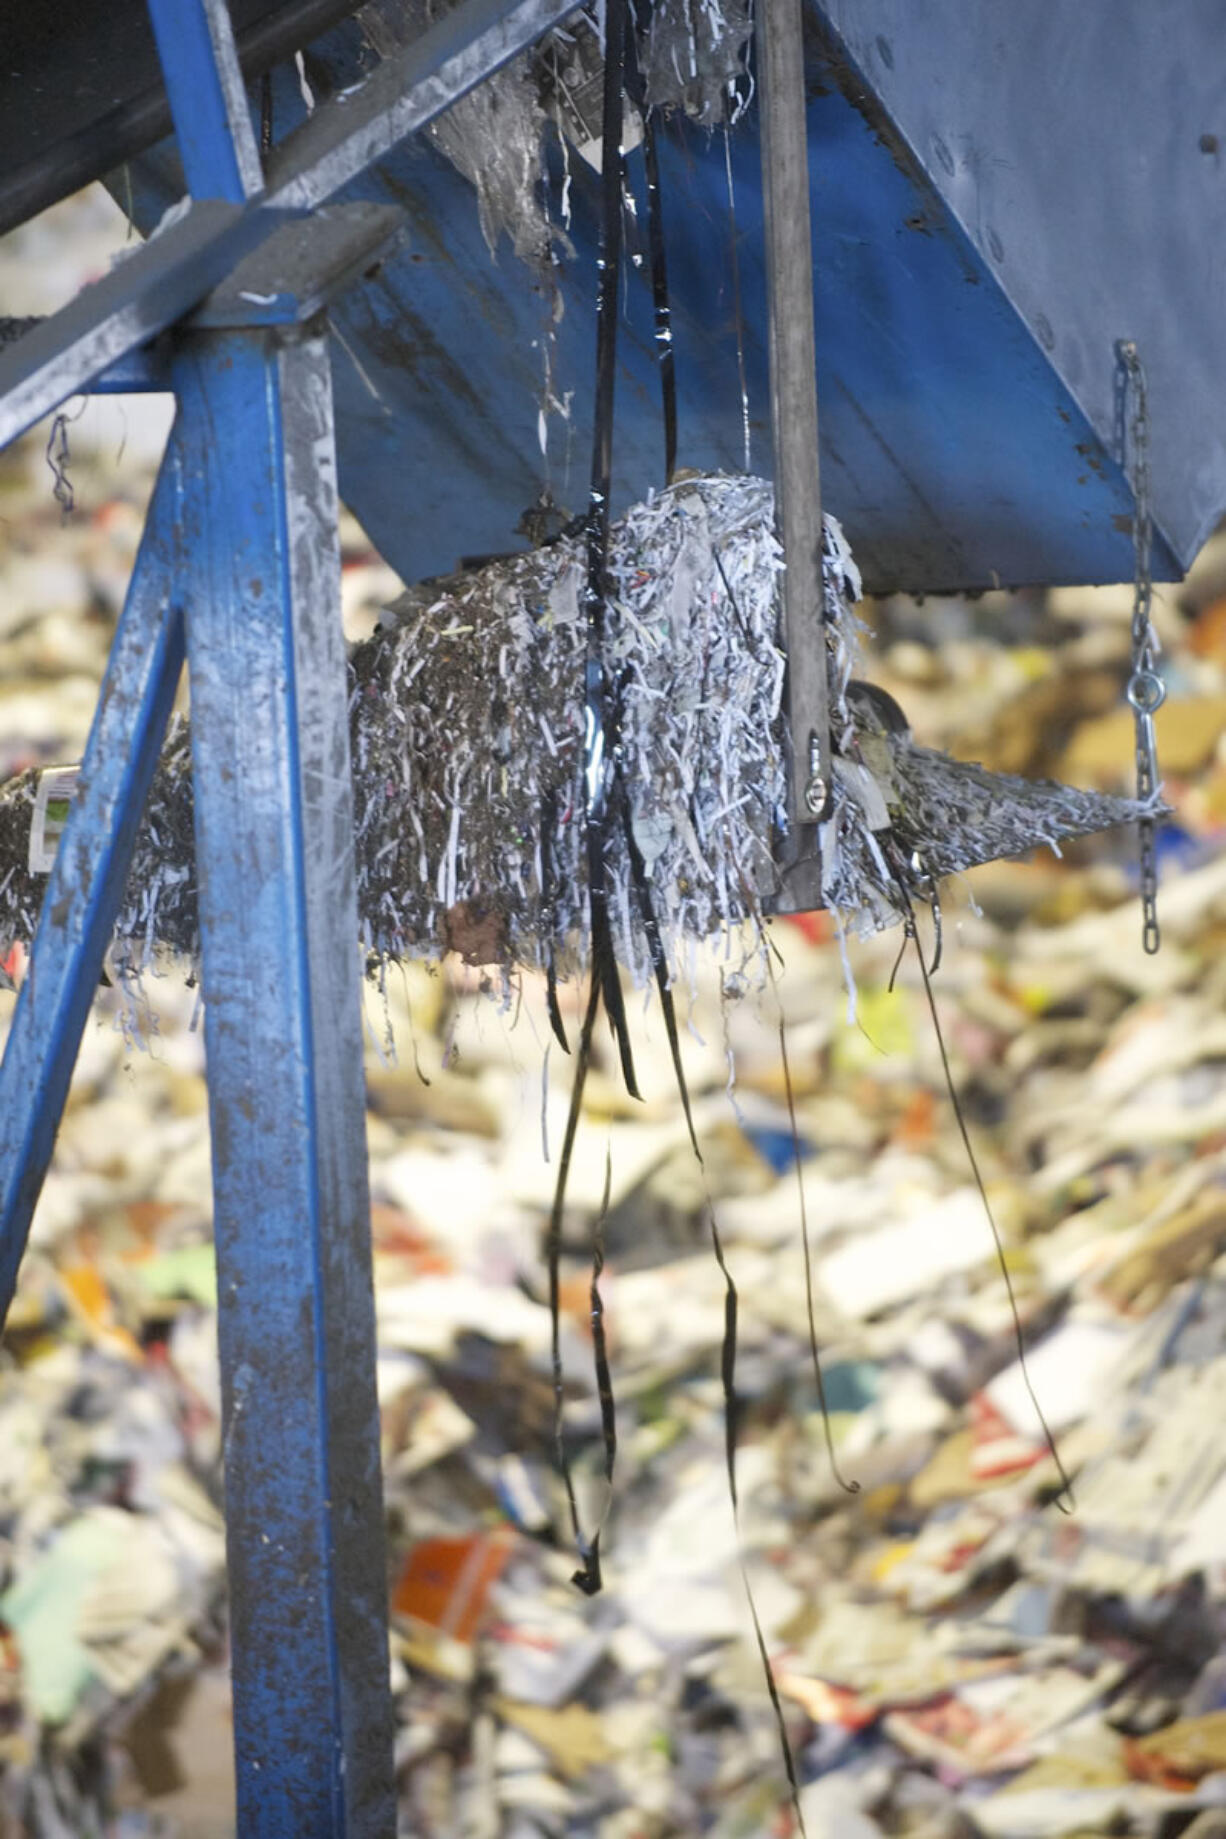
(0, 448, 187, 1315)
(756, 0, 829, 828)
(146, 0, 264, 203)
(176, 330, 394, 1836)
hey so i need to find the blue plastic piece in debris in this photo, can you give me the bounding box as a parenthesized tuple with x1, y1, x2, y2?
(741, 1121, 817, 1174)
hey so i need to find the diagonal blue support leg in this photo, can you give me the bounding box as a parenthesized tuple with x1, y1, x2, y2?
(0, 443, 187, 1315)
(145, 0, 263, 204)
(174, 328, 394, 1836)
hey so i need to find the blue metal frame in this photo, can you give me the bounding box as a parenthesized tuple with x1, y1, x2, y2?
(0, 0, 584, 453)
(5, 0, 1212, 1826)
(0, 0, 506, 1827)
(145, 0, 263, 203)
(0, 325, 397, 1839)
(0, 451, 186, 1308)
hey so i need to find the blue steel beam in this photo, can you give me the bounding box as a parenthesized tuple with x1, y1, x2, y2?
(0, 446, 186, 1314)
(0, 200, 283, 450)
(268, 0, 585, 209)
(0, 0, 583, 455)
(174, 330, 394, 1836)
(151, 10, 393, 1827)
(0, 318, 398, 1828)
(145, 0, 263, 202)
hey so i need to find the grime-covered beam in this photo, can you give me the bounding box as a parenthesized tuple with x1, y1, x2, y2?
(176, 328, 394, 1836)
(0, 0, 584, 452)
(758, 0, 829, 827)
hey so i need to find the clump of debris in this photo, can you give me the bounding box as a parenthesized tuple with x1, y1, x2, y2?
(353, 472, 797, 982)
(404, 0, 757, 268)
(0, 473, 1161, 992)
(638, 0, 756, 123)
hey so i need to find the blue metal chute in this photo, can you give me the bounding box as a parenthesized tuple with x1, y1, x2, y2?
(112, 0, 1211, 591)
(10, 0, 1217, 588)
(817, 0, 1226, 581)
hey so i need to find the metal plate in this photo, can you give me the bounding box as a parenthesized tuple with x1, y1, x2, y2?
(818, 0, 1226, 578)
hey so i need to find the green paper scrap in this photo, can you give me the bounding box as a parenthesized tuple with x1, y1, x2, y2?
(1, 1511, 132, 1723)
(136, 1243, 217, 1309)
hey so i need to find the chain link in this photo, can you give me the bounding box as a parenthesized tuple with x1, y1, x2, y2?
(1116, 339, 1163, 954)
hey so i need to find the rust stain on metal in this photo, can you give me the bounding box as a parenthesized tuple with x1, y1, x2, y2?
(1075, 440, 1106, 477)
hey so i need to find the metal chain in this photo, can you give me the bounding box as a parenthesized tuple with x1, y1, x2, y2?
(1117, 339, 1164, 953)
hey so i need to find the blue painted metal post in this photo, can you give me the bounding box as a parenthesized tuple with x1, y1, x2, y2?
(173, 327, 395, 1834)
(145, 0, 263, 204)
(140, 7, 395, 1825)
(0, 448, 186, 1307)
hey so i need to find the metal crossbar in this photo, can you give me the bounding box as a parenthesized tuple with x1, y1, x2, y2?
(0, 0, 585, 452)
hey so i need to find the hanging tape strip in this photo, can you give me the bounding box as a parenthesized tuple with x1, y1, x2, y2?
(590, 1146, 618, 1492)
(623, 800, 808, 1833)
(540, 787, 570, 1054)
(583, 0, 639, 1098)
(886, 860, 1075, 1513)
(624, 17, 677, 479)
(642, 115, 677, 481)
(546, 976, 606, 1595)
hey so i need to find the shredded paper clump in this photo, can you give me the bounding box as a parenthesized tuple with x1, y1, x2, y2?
(0, 474, 1161, 987)
(393, 0, 758, 267)
(638, 0, 756, 123)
